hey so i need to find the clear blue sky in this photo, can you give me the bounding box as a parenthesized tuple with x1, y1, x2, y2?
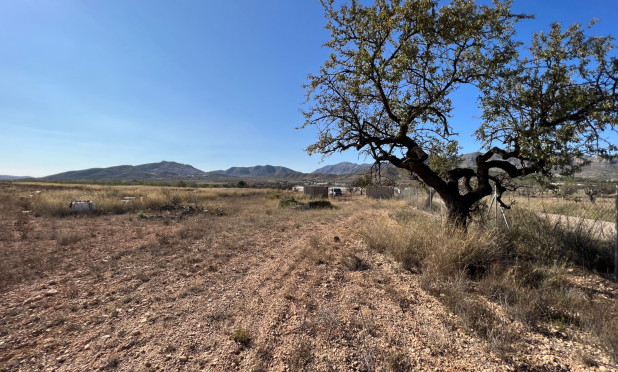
(1, 0, 617, 177)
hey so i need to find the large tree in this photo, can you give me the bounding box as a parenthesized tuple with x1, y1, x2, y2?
(301, 0, 618, 226)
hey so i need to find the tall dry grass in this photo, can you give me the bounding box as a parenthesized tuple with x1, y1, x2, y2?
(362, 207, 618, 362)
(511, 194, 615, 222)
(16, 184, 274, 217)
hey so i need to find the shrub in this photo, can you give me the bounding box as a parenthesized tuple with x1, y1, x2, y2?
(230, 327, 252, 346)
(278, 198, 304, 209)
(307, 200, 332, 209)
(505, 209, 614, 273)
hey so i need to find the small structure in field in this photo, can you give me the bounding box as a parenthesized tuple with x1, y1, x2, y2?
(304, 186, 328, 199)
(366, 186, 394, 199)
(121, 196, 137, 204)
(69, 200, 97, 212)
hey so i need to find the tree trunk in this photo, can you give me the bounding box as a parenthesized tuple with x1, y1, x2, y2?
(444, 199, 470, 228)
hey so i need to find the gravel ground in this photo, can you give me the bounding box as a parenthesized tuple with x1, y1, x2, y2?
(1, 194, 616, 371)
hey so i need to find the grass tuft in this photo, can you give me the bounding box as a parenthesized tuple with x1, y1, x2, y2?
(230, 327, 252, 346)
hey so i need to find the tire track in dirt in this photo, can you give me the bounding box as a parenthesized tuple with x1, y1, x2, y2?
(176, 213, 505, 371)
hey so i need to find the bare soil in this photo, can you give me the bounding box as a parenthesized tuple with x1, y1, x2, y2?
(1, 186, 616, 371)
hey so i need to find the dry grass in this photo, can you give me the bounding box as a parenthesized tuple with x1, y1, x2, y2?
(510, 194, 615, 223)
(11, 182, 274, 217)
(362, 207, 618, 363)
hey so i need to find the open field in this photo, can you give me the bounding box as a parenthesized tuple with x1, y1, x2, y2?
(1, 182, 617, 371)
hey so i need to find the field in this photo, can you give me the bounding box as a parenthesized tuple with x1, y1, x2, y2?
(1, 182, 617, 371)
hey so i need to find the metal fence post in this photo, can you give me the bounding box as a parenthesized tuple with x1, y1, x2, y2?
(429, 188, 433, 213)
(614, 182, 617, 281)
(494, 185, 498, 227)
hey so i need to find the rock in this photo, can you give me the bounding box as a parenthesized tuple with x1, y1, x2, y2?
(44, 289, 58, 296)
(179, 355, 188, 363)
(145, 361, 152, 368)
(23, 297, 36, 305)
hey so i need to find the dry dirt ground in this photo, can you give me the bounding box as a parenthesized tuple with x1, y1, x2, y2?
(1, 186, 617, 371)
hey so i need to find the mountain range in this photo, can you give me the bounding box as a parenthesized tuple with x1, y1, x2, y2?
(0, 175, 32, 181)
(6, 154, 618, 183)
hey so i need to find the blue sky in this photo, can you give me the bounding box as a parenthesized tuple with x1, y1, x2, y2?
(1, 0, 617, 177)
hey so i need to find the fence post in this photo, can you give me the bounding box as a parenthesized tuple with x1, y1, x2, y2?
(429, 188, 433, 213)
(614, 183, 617, 281)
(494, 185, 498, 227)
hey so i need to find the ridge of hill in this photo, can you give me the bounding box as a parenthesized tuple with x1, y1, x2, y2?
(17, 154, 618, 183)
(0, 175, 32, 180)
(312, 162, 372, 175)
(41, 161, 207, 182)
(206, 165, 301, 178)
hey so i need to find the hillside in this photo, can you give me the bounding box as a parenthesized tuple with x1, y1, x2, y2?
(206, 165, 300, 178)
(312, 162, 372, 175)
(459, 153, 618, 181)
(41, 161, 207, 182)
(0, 175, 32, 180)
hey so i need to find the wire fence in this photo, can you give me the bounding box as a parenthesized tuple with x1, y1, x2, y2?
(396, 183, 618, 279)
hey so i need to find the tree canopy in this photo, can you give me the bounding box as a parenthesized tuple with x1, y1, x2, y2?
(301, 0, 618, 225)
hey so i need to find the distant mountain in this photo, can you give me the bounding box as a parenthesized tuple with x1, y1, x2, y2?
(459, 152, 618, 180)
(207, 165, 301, 178)
(0, 175, 32, 180)
(42, 161, 207, 181)
(312, 162, 372, 175)
(23, 153, 618, 184)
(572, 156, 618, 180)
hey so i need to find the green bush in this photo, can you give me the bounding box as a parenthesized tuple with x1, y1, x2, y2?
(278, 198, 304, 209)
(230, 328, 251, 346)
